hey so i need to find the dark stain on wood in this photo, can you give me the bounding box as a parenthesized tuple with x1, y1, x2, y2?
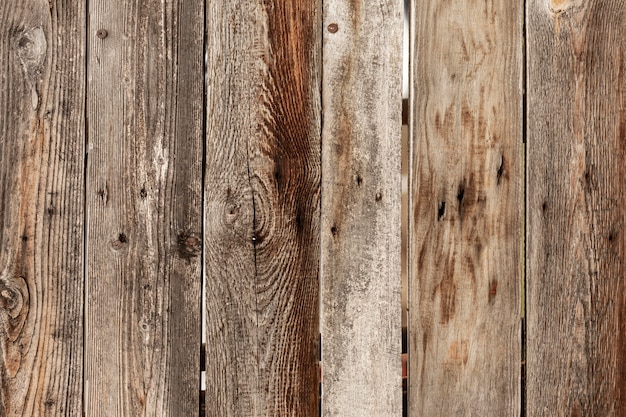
(177, 232, 200, 260)
(439, 266, 456, 324)
(457, 180, 466, 216)
(488, 279, 498, 304)
(438, 201, 446, 220)
(497, 155, 505, 185)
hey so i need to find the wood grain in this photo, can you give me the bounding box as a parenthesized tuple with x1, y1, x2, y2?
(204, 1, 321, 416)
(320, 1, 402, 415)
(409, 1, 523, 415)
(0, 1, 84, 415)
(85, 0, 203, 415)
(526, 1, 626, 415)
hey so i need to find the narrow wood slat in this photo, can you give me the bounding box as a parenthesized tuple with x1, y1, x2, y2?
(85, 0, 203, 415)
(409, 1, 523, 415)
(320, 1, 403, 415)
(527, 1, 626, 415)
(0, 1, 84, 415)
(204, 1, 321, 415)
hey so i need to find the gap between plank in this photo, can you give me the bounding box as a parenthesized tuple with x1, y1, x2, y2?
(521, 0, 528, 415)
(200, 0, 209, 413)
(82, 0, 90, 414)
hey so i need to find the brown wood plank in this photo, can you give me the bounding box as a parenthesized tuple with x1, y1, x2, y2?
(320, 1, 403, 415)
(526, 1, 626, 416)
(409, 1, 523, 415)
(0, 1, 84, 415)
(85, 0, 203, 415)
(204, 1, 321, 416)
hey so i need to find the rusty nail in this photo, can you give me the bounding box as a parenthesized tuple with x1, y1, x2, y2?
(96, 29, 108, 39)
(328, 23, 338, 33)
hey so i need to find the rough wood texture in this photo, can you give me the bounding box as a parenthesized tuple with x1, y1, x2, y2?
(527, 1, 626, 415)
(85, 0, 203, 415)
(204, 1, 321, 416)
(409, 1, 523, 415)
(320, 1, 402, 415)
(0, 1, 84, 415)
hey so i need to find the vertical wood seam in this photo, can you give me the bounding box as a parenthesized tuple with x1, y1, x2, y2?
(200, 1, 207, 415)
(82, 0, 90, 414)
(522, 2, 528, 417)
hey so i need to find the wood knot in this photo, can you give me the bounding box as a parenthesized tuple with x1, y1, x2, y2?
(14, 26, 47, 73)
(0, 288, 17, 310)
(0, 280, 24, 316)
(111, 233, 128, 250)
(177, 232, 201, 259)
(548, 0, 583, 15)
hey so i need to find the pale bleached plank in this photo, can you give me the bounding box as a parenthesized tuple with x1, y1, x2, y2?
(0, 1, 84, 415)
(85, 0, 203, 415)
(409, 1, 523, 415)
(526, 1, 626, 415)
(204, 1, 322, 416)
(320, 1, 403, 415)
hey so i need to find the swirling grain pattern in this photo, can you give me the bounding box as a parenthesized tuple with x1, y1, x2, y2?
(205, 1, 321, 416)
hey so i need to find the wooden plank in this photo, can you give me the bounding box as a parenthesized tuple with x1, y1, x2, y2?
(0, 1, 84, 415)
(320, 1, 403, 415)
(409, 1, 523, 415)
(526, 1, 626, 415)
(204, 1, 321, 416)
(85, 0, 203, 415)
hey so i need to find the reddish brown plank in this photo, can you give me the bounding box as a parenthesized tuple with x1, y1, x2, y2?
(204, 1, 321, 415)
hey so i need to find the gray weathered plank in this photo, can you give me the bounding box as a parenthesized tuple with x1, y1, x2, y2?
(85, 0, 203, 415)
(320, 0, 403, 415)
(0, 1, 84, 415)
(409, 0, 523, 415)
(204, 1, 321, 416)
(526, 1, 626, 416)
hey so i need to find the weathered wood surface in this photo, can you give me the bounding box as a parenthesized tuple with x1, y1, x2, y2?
(85, 0, 203, 415)
(409, 0, 523, 415)
(526, 1, 626, 416)
(0, 1, 84, 415)
(204, 1, 321, 416)
(320, 1, 402, 415)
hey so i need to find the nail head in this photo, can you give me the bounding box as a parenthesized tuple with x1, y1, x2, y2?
(328, 23, 339, 33)
(96, 29, 108, 39)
